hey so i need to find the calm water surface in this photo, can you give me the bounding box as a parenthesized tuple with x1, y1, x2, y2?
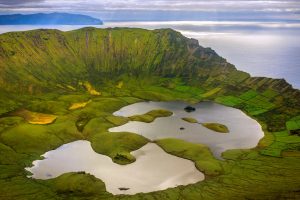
(26, 141, 204, 195)
(110, 101, 264, 158)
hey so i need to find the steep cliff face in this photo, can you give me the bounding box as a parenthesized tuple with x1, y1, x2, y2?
(0, 28, 237, 93)
(1, 27, 297, 94)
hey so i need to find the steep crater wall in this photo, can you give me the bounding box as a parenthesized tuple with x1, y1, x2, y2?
(0, 28, 299, 131)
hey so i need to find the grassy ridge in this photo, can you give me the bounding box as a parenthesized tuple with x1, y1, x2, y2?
(0, 28, 224, 93)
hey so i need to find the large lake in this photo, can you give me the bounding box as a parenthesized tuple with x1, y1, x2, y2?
(110, 101, 264, 158)
(26, 141, 204, 195)
(1, 20, 299, 88)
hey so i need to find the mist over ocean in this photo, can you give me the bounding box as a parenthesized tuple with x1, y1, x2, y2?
(1, 20, 299, 88)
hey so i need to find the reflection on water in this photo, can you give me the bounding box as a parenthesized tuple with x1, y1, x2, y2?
(110, 101, 264, 158)
(26, 141, 204, 195)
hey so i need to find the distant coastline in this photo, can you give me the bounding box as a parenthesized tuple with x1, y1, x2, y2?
(0, 12, 103, 25)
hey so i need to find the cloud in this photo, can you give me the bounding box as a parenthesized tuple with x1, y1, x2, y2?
(0, 0, 299, 14)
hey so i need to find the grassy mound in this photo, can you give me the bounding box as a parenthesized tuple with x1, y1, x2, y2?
(129, 109, 173, 123)
(45, 172, 112, 197)
(90, 132, 149, 165)
(202, 123, 229, 133)
(182, 118, 229, 133)
(156, 138, 223, 176)
(182, 117, 198, 123)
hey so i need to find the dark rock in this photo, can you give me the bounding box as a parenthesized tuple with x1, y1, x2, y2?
(290, 129, 300, 136)
(119, 187, 130, 191)
(180, 127, 185, 130)
(184, 106, 196, 112)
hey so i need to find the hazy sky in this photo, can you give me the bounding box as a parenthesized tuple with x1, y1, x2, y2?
(0, 0, 299, 21)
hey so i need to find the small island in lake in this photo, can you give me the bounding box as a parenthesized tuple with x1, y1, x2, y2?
(182, 117, 199, 123)
(182, 117, 229, 133)
(202, 123, 229, 133)
(129, 109, 173, 123)
(184, 106, 196, 112)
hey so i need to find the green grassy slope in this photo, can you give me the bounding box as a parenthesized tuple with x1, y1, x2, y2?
(0, 28, 227, 93)
(0, 28, 299, 199)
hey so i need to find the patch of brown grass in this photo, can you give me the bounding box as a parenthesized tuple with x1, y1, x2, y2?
(13, 109, 57, 125)
(69, 100, 91, 110)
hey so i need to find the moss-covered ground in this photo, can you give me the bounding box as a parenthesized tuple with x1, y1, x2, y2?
(0, 78, 299, 199)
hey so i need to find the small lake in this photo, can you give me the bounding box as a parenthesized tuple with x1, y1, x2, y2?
(26, 140, 204, 195)
(110, 101, 264, 158)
